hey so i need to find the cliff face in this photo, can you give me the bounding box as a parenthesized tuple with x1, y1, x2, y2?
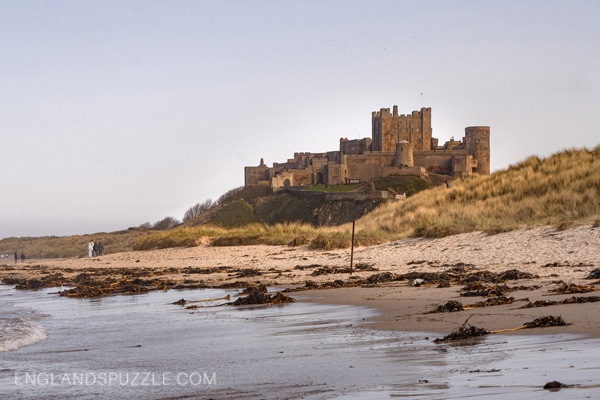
(312, 199, 384, 226)
(253, 193, 384, 227)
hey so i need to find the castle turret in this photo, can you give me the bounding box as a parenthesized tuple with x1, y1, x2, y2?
(394, 140, 414, 167)
(464, 126, 490, 175)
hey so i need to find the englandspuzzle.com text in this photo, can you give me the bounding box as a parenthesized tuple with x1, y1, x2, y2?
(15, 371, 216, 386)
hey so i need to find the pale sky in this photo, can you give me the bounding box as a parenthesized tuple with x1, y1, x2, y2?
(1, 0, 599, 238)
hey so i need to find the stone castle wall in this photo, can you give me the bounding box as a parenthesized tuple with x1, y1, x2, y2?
(245, 105, 490, 188)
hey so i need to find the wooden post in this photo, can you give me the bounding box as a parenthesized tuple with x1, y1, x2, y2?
(350, 220, 355, 274)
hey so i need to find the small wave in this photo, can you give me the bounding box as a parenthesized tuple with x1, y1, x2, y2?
(0, 317, 48, 352)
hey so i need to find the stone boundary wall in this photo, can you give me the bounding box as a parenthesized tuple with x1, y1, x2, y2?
(283, 188, 390, 201)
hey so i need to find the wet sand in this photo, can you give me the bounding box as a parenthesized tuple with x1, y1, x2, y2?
(2, 224, 600, 335)
(3, 225, 600, 398)
(3, 286, 600, 398)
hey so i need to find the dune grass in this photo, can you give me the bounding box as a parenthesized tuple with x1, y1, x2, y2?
(134, 221, 391, 251)
(134, 222, 326, 249)
(0, 229, 149, 259)
(357, 146, 600, 238)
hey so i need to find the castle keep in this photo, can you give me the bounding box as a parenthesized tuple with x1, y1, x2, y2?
(245, 105, 490, 189)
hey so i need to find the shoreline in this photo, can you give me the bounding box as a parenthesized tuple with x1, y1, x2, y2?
(300, 284, 600, 336)
(2, 224, 600, 337)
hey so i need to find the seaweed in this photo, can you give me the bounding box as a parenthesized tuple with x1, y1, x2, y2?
(460, 283, 510, 297)
(521, 296, 600, 308)
(468, 296, 515, 308)
(230, 287, 295, 306)
(523, 315, 569, 328)
(366, 272, 398, 284)
(552, 282, 597, 294)
(433, 317, 490, 343)
(430, 300, 464, 313)
(233, 268, 263, 278)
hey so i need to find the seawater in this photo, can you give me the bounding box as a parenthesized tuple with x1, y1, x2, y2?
(1, 285, 599, 399)
(0, 286, 48, 353)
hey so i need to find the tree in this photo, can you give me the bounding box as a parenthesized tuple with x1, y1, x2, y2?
(217, 186, 245, 204)
(183, 199, 216, 222)
(152, 216, 180, 230)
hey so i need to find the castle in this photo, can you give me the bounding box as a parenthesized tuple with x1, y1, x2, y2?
(245, 105, 490, 189)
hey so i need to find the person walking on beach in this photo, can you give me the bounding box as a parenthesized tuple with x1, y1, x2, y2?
(87, 241, 94, 258)
(93, 241, 99, 257)
(98, 241, 104, 256)
(14, 251, 18, 264)
(20, 253, 26, 263)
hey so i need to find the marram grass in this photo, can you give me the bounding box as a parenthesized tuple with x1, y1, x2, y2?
(357, 145, 600, 238)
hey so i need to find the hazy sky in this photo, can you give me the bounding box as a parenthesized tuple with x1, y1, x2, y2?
(1, 1, 599, 238)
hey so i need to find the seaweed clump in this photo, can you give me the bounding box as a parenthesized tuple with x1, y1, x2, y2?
(520, 296, 600, 308)
(469, 296, 515, 308)
(523, 315, 569, 329)
(233, 268, 263, 278)
(430, 300, 464, 313)
(552, 282, 597, 294)
(230, 286, 295, 306)
(460, 283, 510, 297)
(433, 318, 490, 343)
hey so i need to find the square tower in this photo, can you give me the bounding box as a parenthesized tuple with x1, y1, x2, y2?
(371, 106, 432, 152)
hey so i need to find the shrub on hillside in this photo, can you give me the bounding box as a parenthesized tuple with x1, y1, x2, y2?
(152, 216, 180, 230)
(183, 199, 216, 222)
(218, 185, 272, 205)
(208, 200, 261, 228)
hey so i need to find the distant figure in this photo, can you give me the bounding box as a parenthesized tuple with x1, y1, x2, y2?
(87, 241, 94, 258)
(20, 253, 26, 263)
(14, 251, 18, 264)
(98, 241, 104, 256)
(93, 241, 99, 257)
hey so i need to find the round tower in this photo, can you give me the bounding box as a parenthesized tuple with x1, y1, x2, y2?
(394, 140, 414, 167)
(464, 126, 490, 175)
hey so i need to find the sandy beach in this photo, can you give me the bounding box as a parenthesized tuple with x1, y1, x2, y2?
(3, 225, 600, 398)
(2, 224, 600, 336)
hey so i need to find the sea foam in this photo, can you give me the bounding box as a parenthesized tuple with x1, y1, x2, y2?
(0, 316, 48, 352)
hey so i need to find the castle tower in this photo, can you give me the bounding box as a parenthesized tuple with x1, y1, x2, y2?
(372, 106, 432, 152)
(464, 126, 491, 175)
(394, 141, 414, 167)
